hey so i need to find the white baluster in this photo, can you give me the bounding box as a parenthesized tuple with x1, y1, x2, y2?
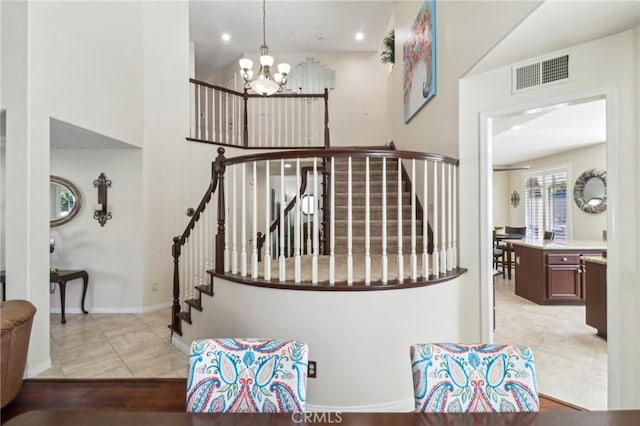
(440, 161, 447, 274)
(241, 163, 247, 276)
(225, 92, 229, 145)
(312, 158, 319, 283)
(432, 162, 439, 277)
(279, 159, 286, 281)
(218, 88, 222, 143)
(453, 164, 458, 269)
(397, 159, 404, 284)
(365, 157, 371, 285)
(285, 98, 289, 147)
(264, 161, 271, 280)
(295, 158, 301, 283)
(381, 157, 388, 284)
(271, 98, 276, 148)
(231, 166, 238, 274)
(329, 157, 336, 285)
(423, 160, 429, 279)
(447, 163, 453, 272)
(411, 159, 417, 282)
(252, 162, 258, 279)
(224, 173, 230, 273)
(347, 157, 353, 285)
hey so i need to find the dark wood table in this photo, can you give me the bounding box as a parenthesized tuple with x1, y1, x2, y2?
(4, 410, 640, 426)
(49, 270, 89, 324)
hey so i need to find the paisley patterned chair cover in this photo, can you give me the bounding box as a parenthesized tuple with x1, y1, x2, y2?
(410, 343, 539, 412)
(187, 338, 308, 413)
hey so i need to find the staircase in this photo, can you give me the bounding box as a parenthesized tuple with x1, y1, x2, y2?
(330, 157, 432, 255)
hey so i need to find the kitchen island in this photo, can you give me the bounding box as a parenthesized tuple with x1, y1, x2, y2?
(506, 239, 606, 305)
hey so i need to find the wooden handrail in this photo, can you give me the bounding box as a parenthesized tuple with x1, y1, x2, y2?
(189, 78, 327, 99)
(171, 154, 220, 336)
(256, 165, 318, 261)
(222, 148, 459, 167)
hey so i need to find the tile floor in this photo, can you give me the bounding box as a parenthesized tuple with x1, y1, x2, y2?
(35, 308, 188, 379)
(36, 283, 607, 410)
(493, 275, 607, 410)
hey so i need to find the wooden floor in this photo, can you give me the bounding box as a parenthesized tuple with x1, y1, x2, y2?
(0, 378, 582, 423)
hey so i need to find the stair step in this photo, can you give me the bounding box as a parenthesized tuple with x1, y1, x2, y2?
(177, 311, 192, 325)
(334, 221, 418, 236)
(185, 298, 202, 311)
(331, 180, 406, 192)
(333, 205, 413, 220)
(333, 235, 426, 255)
(334, 192, 411, 205)
(195, 284, 214, 296)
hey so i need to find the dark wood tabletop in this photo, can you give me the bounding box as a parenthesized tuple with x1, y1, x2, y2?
(4, 410, 640, 426)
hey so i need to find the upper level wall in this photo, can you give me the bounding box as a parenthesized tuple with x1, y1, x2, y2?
(29, 1, 144, 147)
(388, 1, 540, 157)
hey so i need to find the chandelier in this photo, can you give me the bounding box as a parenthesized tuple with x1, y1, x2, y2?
(239, 0, 290, 96)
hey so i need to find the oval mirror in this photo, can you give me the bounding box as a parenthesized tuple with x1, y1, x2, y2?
(573, 168, 606, 214)
(50, 175, 83, 227)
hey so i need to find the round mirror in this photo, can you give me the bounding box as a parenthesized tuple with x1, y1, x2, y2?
(50, 175, 83, 227)
(573, 169, 606, 214)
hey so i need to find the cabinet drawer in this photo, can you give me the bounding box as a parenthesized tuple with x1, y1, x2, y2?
(546, 254, 581, 265)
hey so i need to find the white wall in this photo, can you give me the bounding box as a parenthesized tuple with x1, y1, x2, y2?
(492, 171, 509, 228)
(29, 2, 144, 147)
(176, 276, 466, 410)
(216, 51, 392, 148)
(388, 0, 541, 157)
(1, 0, 51, 376)
(460, 29, 639, 408)
(506, 143, 607, 241)
(50, 149, 144, 312)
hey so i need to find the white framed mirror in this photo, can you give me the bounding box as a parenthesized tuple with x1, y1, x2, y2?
(50, 175, 83, 227)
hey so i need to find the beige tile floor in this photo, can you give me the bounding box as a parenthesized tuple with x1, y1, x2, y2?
(35, 308, 188, 379)
(36, 284, 607, 409)
(493, 275, 607, 410)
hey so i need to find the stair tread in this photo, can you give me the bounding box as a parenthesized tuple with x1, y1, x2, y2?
(177, 311, 192, 325)
(195, 284, 214, 296)
(185, 298, 202, 311)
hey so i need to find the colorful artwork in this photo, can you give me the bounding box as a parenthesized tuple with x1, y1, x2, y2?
(403, 0, 436, 123)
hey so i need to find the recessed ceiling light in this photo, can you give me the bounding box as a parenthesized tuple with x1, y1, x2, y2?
(511, 125, 522, 131)
(355, 32, 365, 41)
(524, 107, 543, 115)
(221, 33, 231, 42)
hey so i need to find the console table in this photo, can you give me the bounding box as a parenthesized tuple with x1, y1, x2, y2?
(50, 270, 89, 324)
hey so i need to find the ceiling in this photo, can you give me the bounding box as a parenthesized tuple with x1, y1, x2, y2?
(469, 0, 640, 76)
(492, 99, 606, 166)
(50, 119, 140, 150)
(189, 0, 394, 78)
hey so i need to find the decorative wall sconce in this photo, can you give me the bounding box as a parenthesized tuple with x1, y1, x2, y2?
(510, 190, 520, 208)
(93, 172, 112, 227)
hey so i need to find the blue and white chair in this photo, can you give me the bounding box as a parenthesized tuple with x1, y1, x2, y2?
(187, 338, 308, 413)
(410, 343, 539, 412)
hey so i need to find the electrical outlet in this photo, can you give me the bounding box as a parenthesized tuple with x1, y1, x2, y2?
(307, 361, 317, 378)
(151, 282, 158, 292)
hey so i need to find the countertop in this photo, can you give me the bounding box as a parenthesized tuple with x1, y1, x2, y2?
(505, 238, 607, 251)
(582, 256, 608, 265)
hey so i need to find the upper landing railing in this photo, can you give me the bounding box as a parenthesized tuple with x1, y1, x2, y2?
(188, 78, 330, 149)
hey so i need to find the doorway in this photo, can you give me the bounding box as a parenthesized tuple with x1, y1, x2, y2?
(487, 96, 608, 409)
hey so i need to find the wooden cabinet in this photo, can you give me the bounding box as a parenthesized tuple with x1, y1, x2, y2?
(583, 258, 607, 338)
(513, 244, 603, 305)
(546, 254, 583, 301)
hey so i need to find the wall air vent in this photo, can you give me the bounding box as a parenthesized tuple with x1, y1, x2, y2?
(512, 53, 570, 93)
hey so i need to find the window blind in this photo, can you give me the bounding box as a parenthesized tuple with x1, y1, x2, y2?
(524, 169, 568, 243)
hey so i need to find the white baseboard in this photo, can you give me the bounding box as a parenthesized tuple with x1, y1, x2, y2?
(171, 334, 191, 355)
(306, 399, 414, 412)
(49, 302, 171, 315)
(25, 358, 52, 378)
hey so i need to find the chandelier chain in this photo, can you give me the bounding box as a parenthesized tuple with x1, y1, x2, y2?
(262, 0, 266, 47)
